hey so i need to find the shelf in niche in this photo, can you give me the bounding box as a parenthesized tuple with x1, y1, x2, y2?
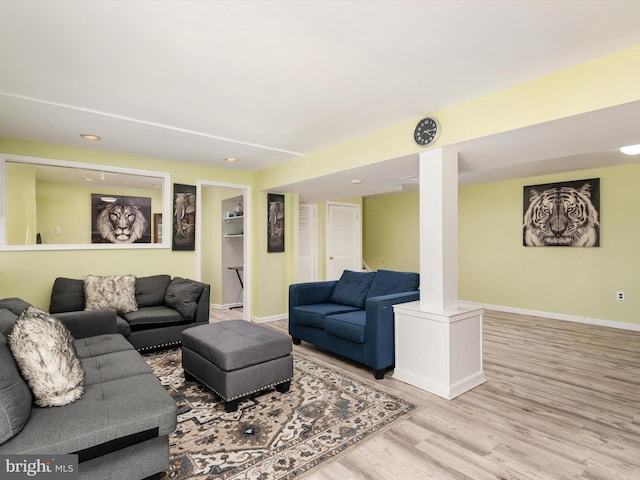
(224, 234, 244, 239)
(224, 215, 243, 222)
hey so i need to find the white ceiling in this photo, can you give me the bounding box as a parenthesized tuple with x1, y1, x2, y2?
(1, 1, 640, 201)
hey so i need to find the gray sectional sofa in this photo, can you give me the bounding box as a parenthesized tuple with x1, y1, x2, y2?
(49, 274, 210, 351)
(0, 297, 177, 480)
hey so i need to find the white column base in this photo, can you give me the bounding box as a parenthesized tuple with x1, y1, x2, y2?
(393, 301, 486, 400)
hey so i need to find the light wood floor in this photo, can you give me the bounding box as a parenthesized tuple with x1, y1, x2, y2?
(210, 308, 640, 479)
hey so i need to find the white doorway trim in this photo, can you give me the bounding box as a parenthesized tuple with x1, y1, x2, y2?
(196, 180, 252, 322)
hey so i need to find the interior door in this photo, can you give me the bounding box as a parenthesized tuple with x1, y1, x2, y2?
(326, 202, 361, 280)
(297, 203, 317, 283)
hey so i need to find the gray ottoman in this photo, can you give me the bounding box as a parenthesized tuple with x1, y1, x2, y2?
(181, 320, 293, 412)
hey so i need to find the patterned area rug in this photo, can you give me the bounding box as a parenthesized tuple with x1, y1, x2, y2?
(145, 348, 417, 480)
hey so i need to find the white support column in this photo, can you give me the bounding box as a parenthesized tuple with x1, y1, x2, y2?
(393, 147, 486, 400)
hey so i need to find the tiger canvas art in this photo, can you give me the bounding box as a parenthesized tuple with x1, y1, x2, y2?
(91, 194, 152, 244)
(523, 178, 600, 247)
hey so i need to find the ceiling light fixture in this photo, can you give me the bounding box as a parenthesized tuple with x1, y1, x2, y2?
(225, 157, 238, 163)
(620, 144, 640, 155)
(351, 179, 362, 184)
(80, 134, 101, 141)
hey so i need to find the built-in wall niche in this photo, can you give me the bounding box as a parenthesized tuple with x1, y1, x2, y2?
(222, 195, 244, 308)
(0, 153, 171, 250)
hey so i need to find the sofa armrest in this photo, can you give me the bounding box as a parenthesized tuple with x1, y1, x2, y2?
(364, 291, 420, 368)
(194, 283, 211, 324)
(52, 309, 118, 339)
(288, 281, 337, 309)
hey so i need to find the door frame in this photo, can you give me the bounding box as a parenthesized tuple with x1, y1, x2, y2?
(196, 180, 252, 322)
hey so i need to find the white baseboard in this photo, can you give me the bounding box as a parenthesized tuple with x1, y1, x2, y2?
(211, 303, 243, 311)
(463, 301, 640, 332)
(252, 313, 287, 324)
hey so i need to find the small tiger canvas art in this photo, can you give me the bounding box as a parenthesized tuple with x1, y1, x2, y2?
(523, 178, 600, 247)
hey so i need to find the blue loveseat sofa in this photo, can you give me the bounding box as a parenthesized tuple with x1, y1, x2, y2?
(288, 269, 419, 379)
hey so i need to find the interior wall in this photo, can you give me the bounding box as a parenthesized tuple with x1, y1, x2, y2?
(0, 137, 252, 310)
(459, 163, 640, 325)
(362, 163, 640, 326)
(363, 191, 419, 272)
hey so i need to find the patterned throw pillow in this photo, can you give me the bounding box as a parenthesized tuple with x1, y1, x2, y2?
(84, 274, 138, 314)
(8, 307, 85, 407)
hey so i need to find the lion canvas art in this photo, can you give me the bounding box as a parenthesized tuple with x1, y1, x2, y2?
(523, 178, 600, 247)
(91, 194, 152, 244)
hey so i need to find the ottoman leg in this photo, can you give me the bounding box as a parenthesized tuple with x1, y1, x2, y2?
(225, 399, 240, 413)
(276, 380, 291, 394)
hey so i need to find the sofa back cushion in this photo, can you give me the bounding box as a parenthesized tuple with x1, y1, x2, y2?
(135, 275, 172, 308)
(0, 334, 32, 445)
(329, 270, 376, 308)
(49, 278, 85, 313)
(367, 270, 419, 299)
(164, 277, 204, 320)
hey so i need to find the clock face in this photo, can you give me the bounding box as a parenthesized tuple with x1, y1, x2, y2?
(414, 117, 440, 146)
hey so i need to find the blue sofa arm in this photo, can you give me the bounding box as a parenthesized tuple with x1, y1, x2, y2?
(364, 291, 420, 373)
(289, 281, 337, 309)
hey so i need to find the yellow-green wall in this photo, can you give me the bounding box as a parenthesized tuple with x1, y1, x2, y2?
(2, 46, 640, 321)
(7, 162, 37, 244)
(0, 138, 253, 311)
(362, 163, 640, 325)
(459, 164, 640, 325)
(363, 192, 419, 272)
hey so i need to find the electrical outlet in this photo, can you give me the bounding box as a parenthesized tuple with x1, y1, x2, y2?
(616, 291, 625, 301)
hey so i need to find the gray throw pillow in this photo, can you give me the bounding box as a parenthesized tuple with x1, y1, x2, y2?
(8, 307, 85, 407)
(0, 334, 32, 445)
(84, 274, 138, 314)
(164, 277, 203, 320)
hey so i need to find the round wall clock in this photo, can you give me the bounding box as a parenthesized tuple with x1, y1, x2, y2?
(414, 117, 440, 146)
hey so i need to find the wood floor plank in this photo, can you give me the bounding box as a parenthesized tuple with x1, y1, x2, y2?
(210, 308, 640, 479)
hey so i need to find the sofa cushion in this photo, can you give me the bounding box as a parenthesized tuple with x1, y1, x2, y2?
(325, 311, 367, 344)
(367, 270, 419, 299)
(0, 308, 18, 337)
(135, 275, 172, 308)
(81, 350, 152, 386)
(49, 277, 85, 313)
(164, 277, 203, 320)
(0, 373, 177, 455)
(330, 270, 376, 308)
(84, 275, 138, 315)
(124, 306, 191, 330)
(0, 298, 31, 317)
(291, 303, 361, 329)
(74, 334, 134, 359)
(9, 307, 85, 407)
(0, 335, 32, 446)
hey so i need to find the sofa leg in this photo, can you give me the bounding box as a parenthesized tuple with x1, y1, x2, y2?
(291, 337, 301, 345)
(224, 399, 240, 413)
(184, 370, 195, 382)
(373, 368, 385, 380)
(276, 380, 291, 394)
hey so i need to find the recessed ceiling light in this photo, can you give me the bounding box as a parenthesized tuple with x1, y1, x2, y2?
(225, 157, 238, 163)
(83, 177, 95, 182)
(80, 134, 101, 141)
(351, 179, 362, 184)
(620, 144, 640, 155)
